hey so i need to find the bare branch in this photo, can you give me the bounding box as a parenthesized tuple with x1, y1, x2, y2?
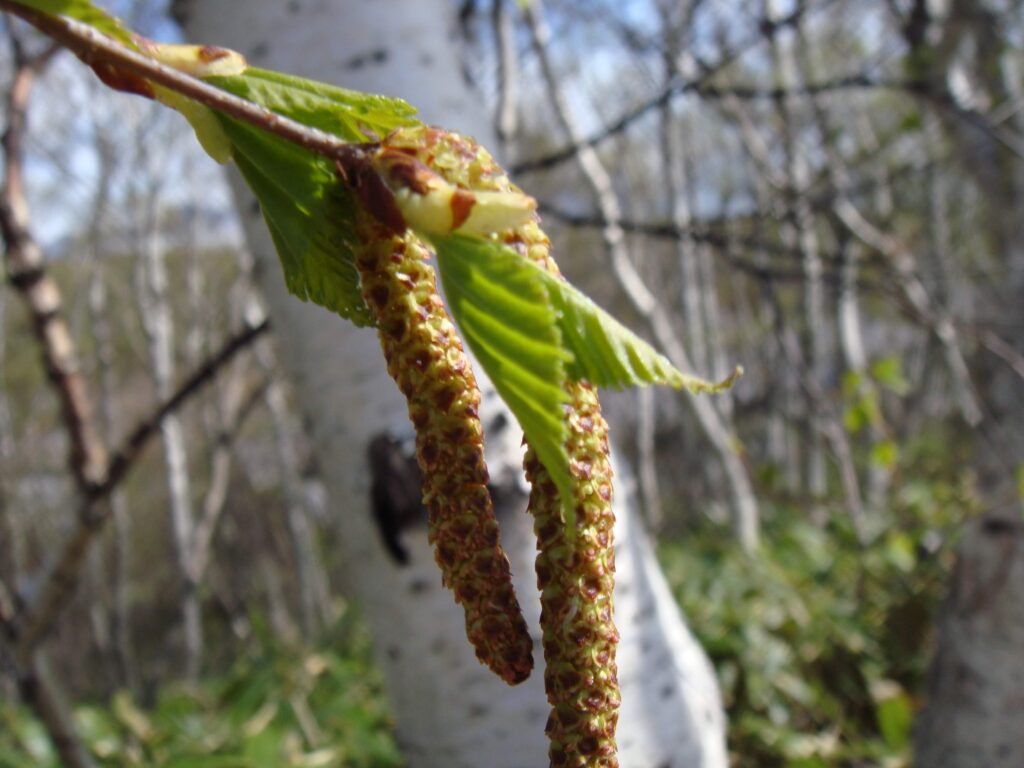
(833, 197, 983, 426)
(189, 374, 272, 583)
(511, 0, 842, 176)
(15, 653, 98, 768)
(539, 201, 891, 292)
(1, 34, 107, 490)
(976, 329, 1024, 386)
(11, 319, 269, 662)
(492, 0, 519, 153)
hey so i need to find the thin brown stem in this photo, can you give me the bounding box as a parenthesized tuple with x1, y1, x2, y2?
(11, 319, 269, 663)
(0, 1, 370, 162)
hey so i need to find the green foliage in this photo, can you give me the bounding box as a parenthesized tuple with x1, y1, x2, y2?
(662, 444, 977, 767)
(0, 615, 401, 768)
(434, 234, 734, 526)
(433, 232, 573, 520)
(869, 357, 909, 397)
(10, 0, 133, 43)
(206, 69, 417, 143)
(220, 117, 372, 326)
(201, 69, 419, 326)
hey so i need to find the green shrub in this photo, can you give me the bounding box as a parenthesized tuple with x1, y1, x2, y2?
(663, 445, 975, 767)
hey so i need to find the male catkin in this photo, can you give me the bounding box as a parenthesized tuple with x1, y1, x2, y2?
(352, 215, 533, 686)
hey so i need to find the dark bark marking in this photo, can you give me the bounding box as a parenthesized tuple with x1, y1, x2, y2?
(368, 434, 427, 564)
(344, 48, 389, 71)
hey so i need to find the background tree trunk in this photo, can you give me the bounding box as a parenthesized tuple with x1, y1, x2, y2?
(175, 1, 729, 765)
(914, 511, 1024, 767)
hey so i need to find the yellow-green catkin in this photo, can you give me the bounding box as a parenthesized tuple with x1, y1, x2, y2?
(392, 127, 621, 767)
(353, 214, 533, 686)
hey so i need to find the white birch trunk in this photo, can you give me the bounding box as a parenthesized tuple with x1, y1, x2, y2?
(132, 184, 202, 682)
(766, 4, 828, 505)
(176, 2, 728, 765)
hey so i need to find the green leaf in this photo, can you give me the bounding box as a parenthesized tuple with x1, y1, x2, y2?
(218, 116, 371, 325)
(11, 0, 133, 44)
(435, 234, 738, 394)
(433, 233, 738, 529)
(871, 355, 909, 395)
(195, 69, 419, 323)
(205, 68, 418, 142)
(154, 87, 234, 163)
(872, 683, 913, 749)
(542, 266, 741, 393)
(432, 233, 574, 523)
(870, 439, 899, 470)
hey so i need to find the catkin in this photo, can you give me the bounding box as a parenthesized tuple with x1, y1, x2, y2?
(353, 214, 533, 686)
(395, 127, 621, 766)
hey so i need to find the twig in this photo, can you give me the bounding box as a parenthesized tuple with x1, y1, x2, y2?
(188, 374, 273, 583)
(833, 196, 983, 426)
(511, 0, 841, 175)
(0, 31, 102, 768)
(540, 201, 891, 292)
(0, 1, 369, 162)
(976, 329, 1024, 385)
(1, 32, 105, 489)
(16, 653, 98, 768)
(492, 0, 519, 152)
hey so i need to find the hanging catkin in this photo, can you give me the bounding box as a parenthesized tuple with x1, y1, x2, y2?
(387, 127, 621, 767)
(351, 213, 533, 686)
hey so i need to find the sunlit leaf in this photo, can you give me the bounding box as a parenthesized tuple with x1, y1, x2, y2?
(433, 233, 738, 527)
(871, 355, 909, 395)
(432, 233, 573, 520)
(10, 0, 133, 43)
(872, 682, 913, 749)
(206, 68, 418, 142)
(218, 116, 371, 325)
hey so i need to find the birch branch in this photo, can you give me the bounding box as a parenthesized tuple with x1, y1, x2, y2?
(832, 197, 983, 426)
(0, 31, 99, 768)
(512, 0, 840, 175)
(11, 318, 269, 663)
(188, 374, 272, 583)
(1, 39, 105, 490)
(0, 1, 372, 163)
(492, 0, 519, 154)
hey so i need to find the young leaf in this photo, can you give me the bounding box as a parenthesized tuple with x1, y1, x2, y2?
(218, 116, 371, 326)
(11, 0, 133, 44)
(434, 233, 739, 393)
(205, 68, 419, 143)
(432, 233, 574, 524)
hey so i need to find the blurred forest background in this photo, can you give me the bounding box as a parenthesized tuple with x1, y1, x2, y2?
(1, 0, 1022, 766)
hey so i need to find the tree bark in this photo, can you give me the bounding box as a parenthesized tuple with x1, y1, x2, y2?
(914, 511, 1024, 767)
(175, 2, 729, 765)
(766, 1, 828, 507)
